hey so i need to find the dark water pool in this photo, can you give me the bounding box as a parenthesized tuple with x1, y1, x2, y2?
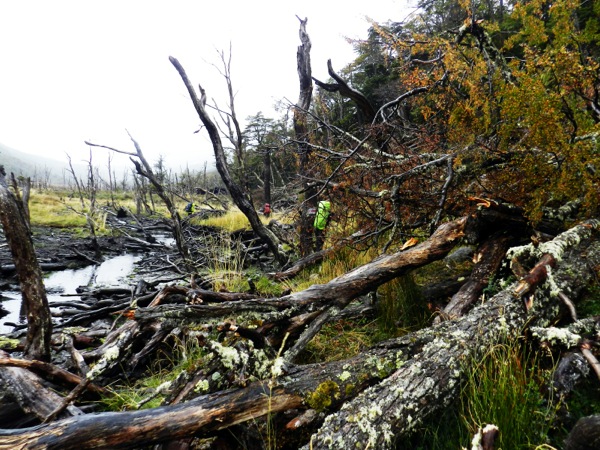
(0, 254, 140, 334)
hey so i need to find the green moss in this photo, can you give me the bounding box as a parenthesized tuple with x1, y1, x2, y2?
(0, 337, 21, 349)
(577, 283, 600, 316)
(345, 383, 356, 397)
(305, 380, 340, 412)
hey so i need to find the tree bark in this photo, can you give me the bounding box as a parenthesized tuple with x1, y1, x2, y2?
(0, 167, 52, 361)
(263, 148, 271, 205)
(294, 16, 317, 257)
(564, 414, 600, 450)
(0, 352, 84, 426)
(438, 233, 512, 320)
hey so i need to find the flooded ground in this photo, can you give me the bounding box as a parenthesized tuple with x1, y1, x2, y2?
(0, 254, 140, 334)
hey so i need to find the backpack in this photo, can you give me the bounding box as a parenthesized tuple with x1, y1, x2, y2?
(184, 202, 193, 213)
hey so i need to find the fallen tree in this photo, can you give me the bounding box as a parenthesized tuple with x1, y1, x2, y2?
(1, 217, 599, 448)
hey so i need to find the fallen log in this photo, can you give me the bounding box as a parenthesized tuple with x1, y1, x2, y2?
(136, 218, 467, 339)
(564, 414, 600, 450)
(0, 351, 105, 395)
(1, 219, 598, 448)
(0, 364, 83, 426)
(437, 233, 512, 320)
(303, 219, 600, 449)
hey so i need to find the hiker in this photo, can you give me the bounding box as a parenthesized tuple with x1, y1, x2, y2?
(263, 203, 271, 218)
(313, 200, 331, 251)
(184, 201, 197, 215)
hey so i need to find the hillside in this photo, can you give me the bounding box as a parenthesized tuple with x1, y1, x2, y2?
(0, 141, 76, 185)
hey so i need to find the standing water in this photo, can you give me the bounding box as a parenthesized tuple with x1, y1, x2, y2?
(0, 254, 140, 334)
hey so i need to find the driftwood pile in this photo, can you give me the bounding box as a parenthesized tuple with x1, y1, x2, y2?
(0, 206, 600, 449)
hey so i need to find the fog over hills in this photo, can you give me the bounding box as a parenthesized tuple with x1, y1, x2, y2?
(0, 141, 84, 185)
(0, 141, 214, 188)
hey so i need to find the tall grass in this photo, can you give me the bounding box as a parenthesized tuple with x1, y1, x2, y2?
(377, 274, 430, 333)
(460, 343, 557, 449)
(395, 342, 558, 449)
(197, 208, 250, 231)
(201, 231, 248, 292)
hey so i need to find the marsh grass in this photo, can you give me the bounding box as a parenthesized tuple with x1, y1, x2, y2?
(200, 229, 249, 292)
(197, 208, 250, 231)
(298, 318, 383, 363)
(394, 342, 558, 449)
(29, 191, 88, 228)
(98, 334, 208, 411)
(377, 274, 430, 333)
(460, 342, 558, 449)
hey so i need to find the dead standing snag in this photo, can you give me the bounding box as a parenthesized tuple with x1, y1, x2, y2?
(0, 167, 52, 361)
(85, 134, 192, 266)
(169, 56, 289, 267)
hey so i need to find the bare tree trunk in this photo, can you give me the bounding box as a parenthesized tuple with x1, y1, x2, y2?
(9, 173, 31, 230)
(263, 148, 272, 206)
(85, 134, 191, 265)
(0, 167, 52, 361)
(66, 154, 99, 254)
(294, 16, 316, 257)
(169, 56, 288, 266)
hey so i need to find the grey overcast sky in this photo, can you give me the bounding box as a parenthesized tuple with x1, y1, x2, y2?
(0, 0, 414, 171)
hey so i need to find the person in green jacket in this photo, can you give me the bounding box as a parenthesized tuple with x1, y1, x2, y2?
(313, 200, 331, 251)
(184, 201, 197, 215)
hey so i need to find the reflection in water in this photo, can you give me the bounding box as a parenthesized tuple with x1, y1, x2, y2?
(0, 254, 140, 334)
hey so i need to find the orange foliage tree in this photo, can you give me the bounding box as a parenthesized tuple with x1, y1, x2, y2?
(301, 0, 600, 249)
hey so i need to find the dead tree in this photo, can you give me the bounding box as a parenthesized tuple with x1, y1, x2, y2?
(85, 133, 191, 265)
(313, 59, 376, 124)
(294, 16, 317, 257)
(1, 219, 598, 449)
(65, 152, 101, 255)
(9, 173, 31, 231)
(169, 56, 288, 266)
(0, 167, 52, 361)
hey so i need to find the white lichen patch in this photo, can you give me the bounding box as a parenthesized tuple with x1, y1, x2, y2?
(538, 222, 595, 261)
(155, 381, 171, 394)
(211, 342, 247, 370)
(531, 326, 582, 348)
(497, 316, 508, 334)
(543, 265, 561, 297)
(271, 357, 285, 378)
(194, 379, 210, 393)
(253, 348, 274, 379)
(339, 371, 352, 382)
(87, 344, 120, 380)
(507, 243, 534, 261)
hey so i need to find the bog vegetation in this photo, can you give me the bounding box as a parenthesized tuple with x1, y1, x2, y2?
(1, 0, 600, 448)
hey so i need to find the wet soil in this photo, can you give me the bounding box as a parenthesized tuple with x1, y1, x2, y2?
(0, 226, 127, 277)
